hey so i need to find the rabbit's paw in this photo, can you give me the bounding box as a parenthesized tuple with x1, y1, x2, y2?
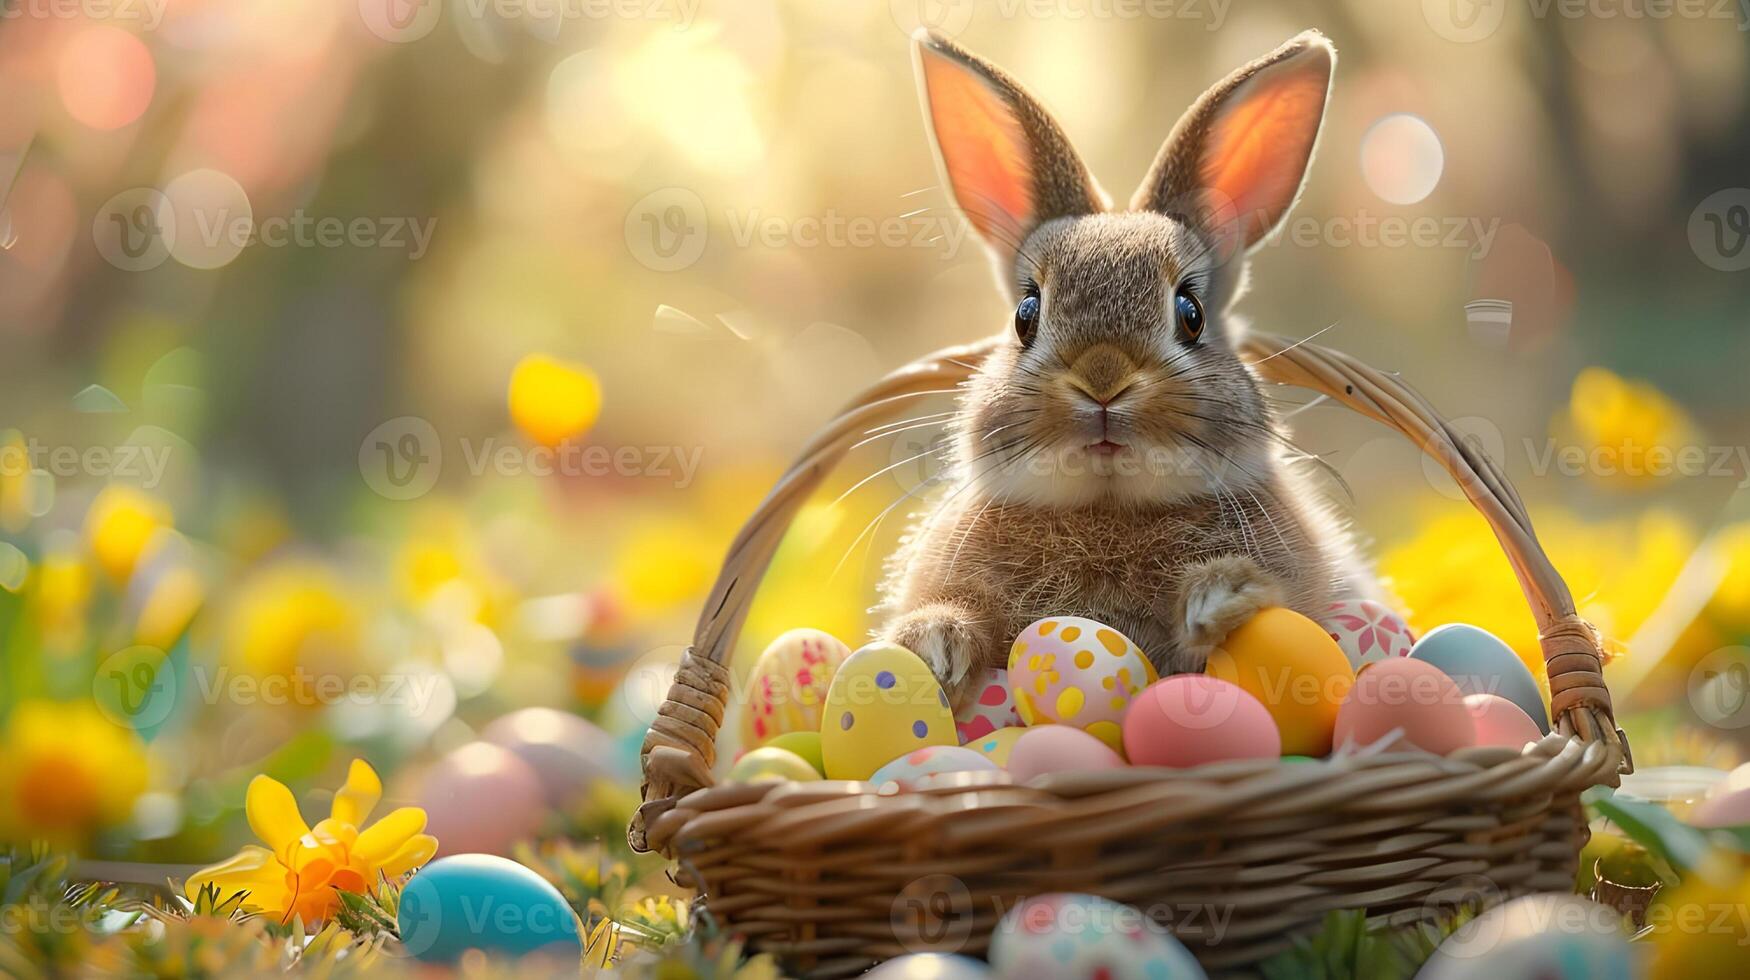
(1174, 556, 1283, 666)
(884, 603, 988, 709)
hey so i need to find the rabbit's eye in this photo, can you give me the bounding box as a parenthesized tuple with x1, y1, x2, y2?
(1173, 288, 1205, 343)
(1014, 284, 1041, 346)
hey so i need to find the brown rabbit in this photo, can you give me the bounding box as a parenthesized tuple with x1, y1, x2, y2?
(880, 29, 1373, 708)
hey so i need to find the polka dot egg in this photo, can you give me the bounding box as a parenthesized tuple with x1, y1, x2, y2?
(740, 628, 852, 746)
(870, 744, 998, 788)
(990, 893, 1207, 980)
(1320, 599, 1415, 670)
(820, 641, 956, 780)
(966, 725, 1027, 767)
(954, 668, 1021, 743)
(1009, 617, 1157, 751)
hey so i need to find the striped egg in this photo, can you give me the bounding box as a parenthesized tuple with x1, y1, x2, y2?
(1008, 617, 1157, 752)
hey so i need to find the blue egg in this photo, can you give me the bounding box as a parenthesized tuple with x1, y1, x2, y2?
(1410, 624, 1550, 733)
(397, 854, 582, 963)
(866, 953, 994, 978)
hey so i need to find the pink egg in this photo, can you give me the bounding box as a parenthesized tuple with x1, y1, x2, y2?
(1335, 659, 1475, 755)
(1691, 786, 1750, 829)
(1008, 725, 1126, 781)
(1320, 599, 1415, 669)
(1122, 676, 1280, 768)
(954, 668, 1021, 743)
(418, 742, 546, 857)
(1463, 693, 1542, 750)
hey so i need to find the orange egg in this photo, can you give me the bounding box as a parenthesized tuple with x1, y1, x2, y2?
(1335, 658, 1475, 755)
(1206, 607, 1355, 756)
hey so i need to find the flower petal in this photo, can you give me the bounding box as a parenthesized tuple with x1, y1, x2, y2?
(376, 833, 438, 877)
(352, 807, 428, 865)
(329, 759, 381, 827)
(184, 845, 291, 913)
(246, 774, 311, 857)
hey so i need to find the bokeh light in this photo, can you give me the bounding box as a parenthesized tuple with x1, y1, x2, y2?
(1359, 112, 1444, 205)
(56, 27, 156, 131)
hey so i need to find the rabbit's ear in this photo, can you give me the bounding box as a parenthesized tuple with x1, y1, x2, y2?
(914, 30, 1104, 274)
(1132, 31, 1334, 257)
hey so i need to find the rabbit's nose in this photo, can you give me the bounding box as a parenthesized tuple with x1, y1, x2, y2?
(1067, 344, 1140, 405)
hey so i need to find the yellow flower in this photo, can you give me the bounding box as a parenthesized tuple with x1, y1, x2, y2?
(1552, 367, 1698, 492)
(85, 485, 173, 581)
(0, 429, 46, 533)
(221, 561, 361, 700)
(185, 760, 437, 925)
(0, 700, 148, 843)
(508, 353, 601, 447)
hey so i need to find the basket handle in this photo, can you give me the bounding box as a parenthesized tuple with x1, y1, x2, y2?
(629, 334, 1628, 852)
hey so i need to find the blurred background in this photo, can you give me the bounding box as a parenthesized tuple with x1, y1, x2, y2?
(2, 0, 1750, 903)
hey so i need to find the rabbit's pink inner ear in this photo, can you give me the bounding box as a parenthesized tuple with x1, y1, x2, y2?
(919, 48, 1036, 246)
(1196, 49, 1331, 250)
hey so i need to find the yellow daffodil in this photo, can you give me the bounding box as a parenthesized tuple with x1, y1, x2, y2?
(85, 485, 173, 581)
(0, 700, 148, 843)
(1553, 367, 1698, 492)
(508, 353, 601, 447)
(185, 760, 437, 925)
(221, 561, 362, 703)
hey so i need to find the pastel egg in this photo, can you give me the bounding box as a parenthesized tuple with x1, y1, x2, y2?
(1123, 676, 1280, 768)
(1690, 786, 1750, 828)
(726, 746, 821, 784)
(954, 667, 1021, 743)
(966, 725, 1028, 767)
(990, 893, 1208, 980)
(418, 742, 546, 857)
(866, 954, 993, 978)
(765, 731, 825, 775)
(1206, 607, 1355, 757)
(398, 854, 583, 963)
(739, 628, 852, 746)
(1335, 659, 1475, 755)
(1410, 623, 1550, 733)
(1463, 693, 1543, 750)
(870, 744, 998, 787)
(1009, 617, 1157, 751)
(482, 707, 615, 807)
(820, 641, 956, 780)
(1419, 894, 1631, 980)
(1320, 598, 1415, 669)
(1008, 725, 1126, 781)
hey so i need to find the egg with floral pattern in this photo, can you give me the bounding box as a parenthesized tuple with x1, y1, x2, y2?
(990, 893, 1207, 980)
(820, 642, 956, 780)
(740, 628, 852, 747)
(870, 745, 999, 788)
(1320, 599, 1416, 669)
(955, 668, 1021, 743)
(1009, 617, 1157, 751)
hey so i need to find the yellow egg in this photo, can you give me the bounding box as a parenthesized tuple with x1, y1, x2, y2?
(765, 731, 825, 775)
(1008, 617, 1156, 752)
(964, 725, 1027, 767)
(740, 628, 852, 746)
(726, 746, 821, 784)
(820, 641, 956, 779)
(1206, 607, 1355, 756)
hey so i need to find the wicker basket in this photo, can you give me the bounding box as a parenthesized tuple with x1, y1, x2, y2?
(629, 334, 1632, 978)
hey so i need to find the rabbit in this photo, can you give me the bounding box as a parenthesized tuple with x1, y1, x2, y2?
(879, 29, 1374, 709)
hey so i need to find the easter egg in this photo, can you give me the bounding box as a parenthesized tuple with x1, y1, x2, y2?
(740, 628, 852, 746)
(990, 893, 1208, 980)
(866, 954, 993, 978)
(1690, 786, 1750, 828)
(870, 745, 998, 787)
(765, 731, 825, 775)
(1007, 725, 1126, 781)
(1463, 693, 1542, 750)
(1123, 676, 1280, 768)
(1320, 598, 1415, 669)
(955, 668, 1021, 743)
(1009, 617, 1157, 751)
(418, 742, 546, 857)
(820, 642, 956, 780)
(1419, 894, 1632, 980)
(398, 854, 583, 963)
(966, 725, 1028, 767)
(726, 746, 822, 784)
(482, 707, 615, 807)
(1410, 623, 1550, 733)
(1206, 607, 1355, 757)
(1334, 659, 1475, 755)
